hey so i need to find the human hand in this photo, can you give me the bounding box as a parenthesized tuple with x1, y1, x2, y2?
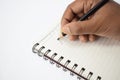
(61, 0, 120, 42)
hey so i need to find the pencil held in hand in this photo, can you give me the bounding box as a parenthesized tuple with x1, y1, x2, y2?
(57, 32, 66, 40)
(57, 0, 109, 41)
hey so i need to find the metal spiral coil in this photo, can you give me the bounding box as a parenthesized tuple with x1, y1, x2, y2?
(56, 56, 64, 68)
(32, 43, 39, 53)
(63, 60, 71, 72)
(70, 64, 78, 76)
(87, 72, 93, 79)
(38, 46, 45, 57)
(77, 68, 85, 80)
(97, 76, 102, 80)
(50, 53, 57, 64)
(32, 43, 102, 80)
(43, 49, 51, 60)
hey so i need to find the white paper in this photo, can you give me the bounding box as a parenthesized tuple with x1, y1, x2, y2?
(37, 25, 120, 80)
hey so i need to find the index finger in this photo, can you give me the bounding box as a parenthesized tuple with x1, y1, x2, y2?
(61, 1, 84, 27)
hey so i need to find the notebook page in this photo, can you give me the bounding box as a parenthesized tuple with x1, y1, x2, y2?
(38, 25, 120, 80)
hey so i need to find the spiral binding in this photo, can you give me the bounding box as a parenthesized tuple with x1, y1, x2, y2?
(70, 64, 78, 76)
(50, 53, 57, 64)
(32, 43, 102, 80)
(56, 56, 64, 68)
(63, 60, 71, 72)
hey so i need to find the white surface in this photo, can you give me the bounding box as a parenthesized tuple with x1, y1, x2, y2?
(0, 0, 120, 80)
(0, 0, 75, 80)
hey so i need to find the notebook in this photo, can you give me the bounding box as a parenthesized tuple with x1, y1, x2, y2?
(32, 24, 120, 80)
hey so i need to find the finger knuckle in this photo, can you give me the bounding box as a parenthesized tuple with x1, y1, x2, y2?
(67, 3, 72, 9)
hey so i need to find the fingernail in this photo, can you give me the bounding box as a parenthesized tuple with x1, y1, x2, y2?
(89, 35, 96, 42)
(89, 37, 95, 42)
(79, 36, 88, 42)
(69, 36, 76, 41)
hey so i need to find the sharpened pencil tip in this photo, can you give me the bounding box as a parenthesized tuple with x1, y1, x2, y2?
(57, 32, 66, 40)
(57, 38, 60, 40)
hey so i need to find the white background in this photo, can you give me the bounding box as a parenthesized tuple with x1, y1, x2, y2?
(0, 0, 120, 80)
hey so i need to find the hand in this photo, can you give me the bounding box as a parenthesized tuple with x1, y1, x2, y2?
(61, 0, 120, 42)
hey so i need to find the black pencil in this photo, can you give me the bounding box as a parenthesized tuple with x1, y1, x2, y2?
(57, 0, 109, 40)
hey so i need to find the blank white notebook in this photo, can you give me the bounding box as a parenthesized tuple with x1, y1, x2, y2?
(32, 24, 120, 80)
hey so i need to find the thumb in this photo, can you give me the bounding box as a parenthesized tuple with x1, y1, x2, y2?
(62, 20, 95, 35)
